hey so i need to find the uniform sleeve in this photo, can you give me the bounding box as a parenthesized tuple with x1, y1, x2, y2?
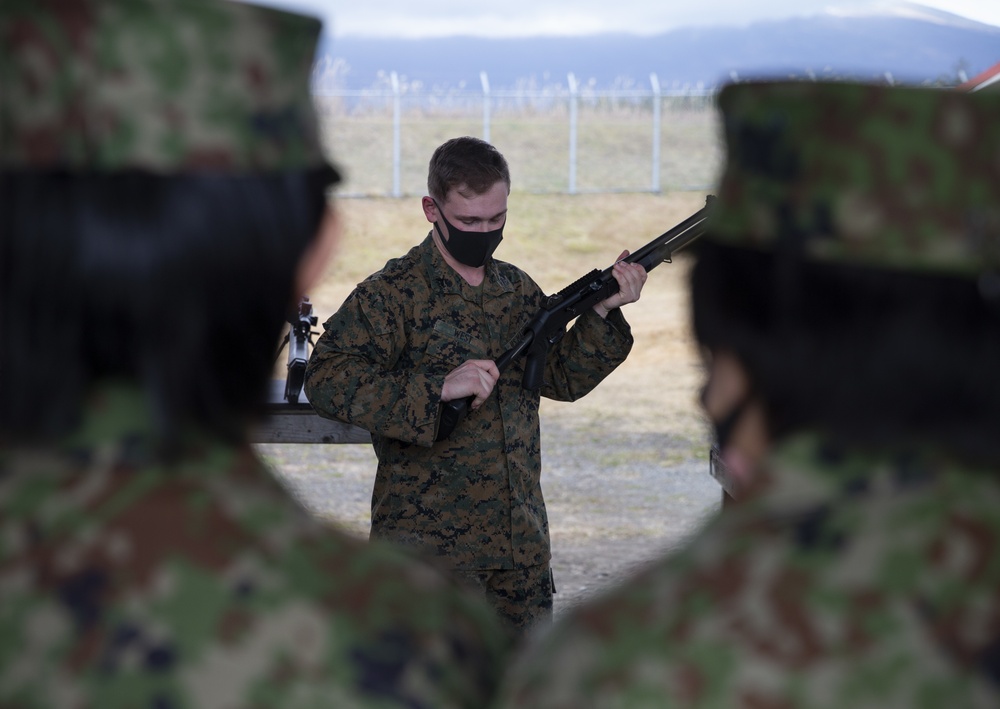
(304, 284, 444, 447)
(540, 306, 634, 402)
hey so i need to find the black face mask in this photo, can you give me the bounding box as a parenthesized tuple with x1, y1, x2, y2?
(433, 202, 504, 268)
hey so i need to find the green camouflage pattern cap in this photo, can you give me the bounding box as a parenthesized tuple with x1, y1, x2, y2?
(706, 81, 1000, 277)
(1, 0, 330, 173)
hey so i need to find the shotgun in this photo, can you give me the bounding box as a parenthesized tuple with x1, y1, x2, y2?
(436, 195, 713, 441)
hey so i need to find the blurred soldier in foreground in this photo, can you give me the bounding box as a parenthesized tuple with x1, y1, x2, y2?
(0, 1, 509, 707)
(495, 81, 1000, 707)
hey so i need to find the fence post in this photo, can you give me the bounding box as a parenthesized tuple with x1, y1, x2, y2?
(480, 71, 491, 143)
(567, 72, 578, 195)
(650, 72, 661, 193)
(391, 71, 401, 198)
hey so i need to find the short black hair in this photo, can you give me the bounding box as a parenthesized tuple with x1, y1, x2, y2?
(0, 166, 336, 446)
(427, 136, 510, 202)
(690, 240, 1000, 465)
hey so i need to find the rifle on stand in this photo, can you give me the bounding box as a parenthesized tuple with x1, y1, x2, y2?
(436, 195, 714, 441)
(257, 296, 371, 444)
(276, 296, 319, 404)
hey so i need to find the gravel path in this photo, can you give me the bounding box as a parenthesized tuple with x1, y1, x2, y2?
(257, 417, 720, 617)
(539, 421, 720, 614)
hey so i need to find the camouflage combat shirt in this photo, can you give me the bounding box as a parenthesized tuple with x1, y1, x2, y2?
(495, 434, 1000, 708)
(305, 234, 633, 570)
(0, 384, 511, 709)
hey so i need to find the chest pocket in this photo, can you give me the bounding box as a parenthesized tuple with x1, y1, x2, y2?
(421, 320, 489, 371)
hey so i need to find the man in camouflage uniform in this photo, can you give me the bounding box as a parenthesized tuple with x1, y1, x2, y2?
(495, 81, 1000, 707)
(305, 136, 648, 634)
(0, 2, 510, 707)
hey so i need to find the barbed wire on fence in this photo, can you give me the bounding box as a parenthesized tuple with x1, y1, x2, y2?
(313, 70, 721, 198)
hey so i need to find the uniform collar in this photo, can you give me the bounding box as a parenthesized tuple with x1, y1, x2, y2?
(61, 382, 157, 447)
(420, 233, 515, 300)
(747, 433, 957, 514)
(57, 380, 223, 464)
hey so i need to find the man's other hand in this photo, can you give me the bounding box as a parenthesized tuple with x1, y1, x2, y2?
(441, 359, 501, 410)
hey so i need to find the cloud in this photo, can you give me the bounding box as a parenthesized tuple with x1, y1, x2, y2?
(246, 0, 1000, 37)
(328, 1, 856, 37)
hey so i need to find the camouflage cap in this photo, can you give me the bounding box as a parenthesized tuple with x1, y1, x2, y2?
(706, 81, 1000, 277)
(1, 0, 331, 173)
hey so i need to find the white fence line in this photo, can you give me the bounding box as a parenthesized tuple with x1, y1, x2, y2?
(315, 71, 716, 198)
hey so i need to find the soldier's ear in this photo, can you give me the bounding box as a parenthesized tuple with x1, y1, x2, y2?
(422, 196, 438, 224)
(294, 205, 342, 301)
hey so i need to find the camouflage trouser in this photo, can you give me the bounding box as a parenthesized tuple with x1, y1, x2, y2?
(451, 563, 554, 636)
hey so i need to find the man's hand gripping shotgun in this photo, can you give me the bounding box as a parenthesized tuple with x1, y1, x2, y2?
(435, 195, 714, 441)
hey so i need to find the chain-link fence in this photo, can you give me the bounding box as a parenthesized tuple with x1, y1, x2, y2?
(315, 72, 723, 198)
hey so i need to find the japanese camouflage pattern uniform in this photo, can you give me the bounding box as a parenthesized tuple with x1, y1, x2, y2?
(304, 233, 634, 620)
(1, 387, 509, 708)
(497, 437, 1000, 708)
(1, 1, 511, 706)
(495, 82, 1000, 707)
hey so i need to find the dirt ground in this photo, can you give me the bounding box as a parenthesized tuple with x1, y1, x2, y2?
(258, 424, 720, 617)
(257, 245, 723, 616)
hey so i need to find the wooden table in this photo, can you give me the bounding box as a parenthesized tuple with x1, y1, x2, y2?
(253, 380, 733, 512)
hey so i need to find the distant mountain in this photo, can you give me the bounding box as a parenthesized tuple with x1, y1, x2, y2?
(316, 3, 1000, 92)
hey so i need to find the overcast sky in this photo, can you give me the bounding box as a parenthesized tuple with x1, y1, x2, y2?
(248, 0, 1000, 38)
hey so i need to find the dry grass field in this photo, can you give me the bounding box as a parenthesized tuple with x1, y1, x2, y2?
(316, 99, 721, 196)
(259, 108, 725, 614)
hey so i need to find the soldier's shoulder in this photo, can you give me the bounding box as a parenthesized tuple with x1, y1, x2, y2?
(353, 243, 429, 297)
(491, 257, 539, 293)
(0, 446, 511, 707)
(491, 256, 530, 279)
(367, 242, 426, 281)
(287, 532, 514, 704)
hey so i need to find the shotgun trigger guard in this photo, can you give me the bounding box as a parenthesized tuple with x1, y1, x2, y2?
(546, 326, 567, 346)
